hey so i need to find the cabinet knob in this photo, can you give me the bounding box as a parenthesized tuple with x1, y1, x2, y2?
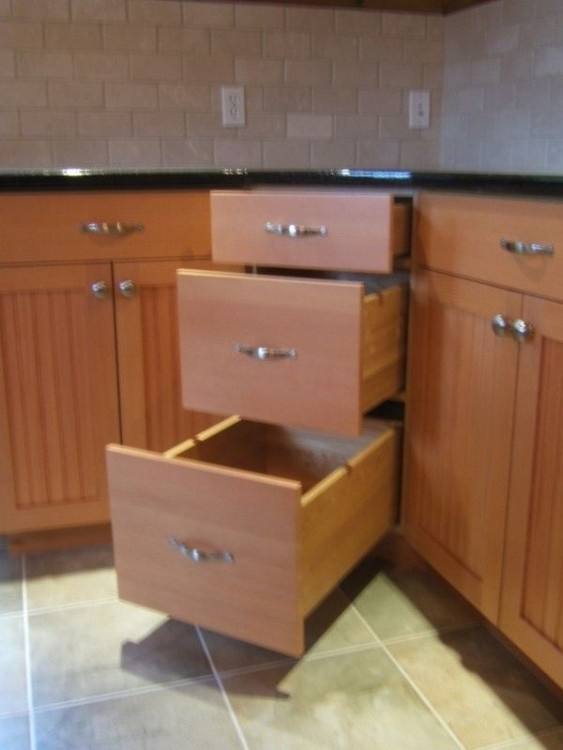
(264, 222, 328, 238)
(118, 279, 137, 298)
(511, 319, 535, 343)
(168, 537, 234, 564)
(500, 239, 554, 256)
(91, 280, 109, 300)
(491, 314, 512, 337)
(235, 343, 297, 360)
(82, 222, 144, 237)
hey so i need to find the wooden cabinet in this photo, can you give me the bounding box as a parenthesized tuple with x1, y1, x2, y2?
(406, 192, 563, 687)
(500, 295, 563, 686)
(403, 271, 520, 621)
(0, 264, 120, 533)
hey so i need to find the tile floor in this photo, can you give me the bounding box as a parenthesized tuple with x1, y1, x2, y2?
(0, 540, 562, 750)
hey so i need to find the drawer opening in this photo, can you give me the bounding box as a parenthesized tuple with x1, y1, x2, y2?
(169, 417, 386, 496)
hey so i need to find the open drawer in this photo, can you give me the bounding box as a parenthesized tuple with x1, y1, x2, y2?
(177, 270, 407, 436)
(107, 416, 399, 656)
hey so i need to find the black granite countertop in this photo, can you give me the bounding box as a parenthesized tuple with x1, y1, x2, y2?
(2, 168, 563, 198)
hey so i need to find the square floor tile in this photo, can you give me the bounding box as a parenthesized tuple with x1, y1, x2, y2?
(25, 545, 117, 611)
(0, 544, 22, 616)
(30, 601, 212, 707)
(341, 560, 479, 641)
(35, 679, 242, 750)
(388, 628, 563, 749)
(0, 617, 27, 716)
(0, 714, 30, 750)
(224, 647, 460, 750)
(203, 588, 377, 675)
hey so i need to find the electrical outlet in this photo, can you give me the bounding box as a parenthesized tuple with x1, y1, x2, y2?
(408, 90, 430, 129)
(221, 85, 245, 128)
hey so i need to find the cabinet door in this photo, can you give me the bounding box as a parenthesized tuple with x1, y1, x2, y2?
(403, 271, 521, 621)
(0, 264, 120, 533)
(114, 259, 220, 451)
(501, 296, 563, 686)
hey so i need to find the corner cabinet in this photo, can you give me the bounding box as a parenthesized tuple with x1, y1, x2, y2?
(0, 190, 218, 536)
(404, 192, 563, 687)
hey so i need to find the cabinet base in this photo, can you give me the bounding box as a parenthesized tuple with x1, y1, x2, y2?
(6, 523, 112, 556)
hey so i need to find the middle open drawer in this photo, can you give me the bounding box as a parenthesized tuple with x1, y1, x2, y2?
(177, 270, 407, 436)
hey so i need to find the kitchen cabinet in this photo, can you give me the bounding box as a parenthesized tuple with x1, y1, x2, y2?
(405, 192, 563, 687)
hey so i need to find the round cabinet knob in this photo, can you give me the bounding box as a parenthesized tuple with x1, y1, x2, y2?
(491, 314, 511, 337)
(118, 279, 137, 298)
(91, 280, 109, 300)
(511, 319, 535, 343)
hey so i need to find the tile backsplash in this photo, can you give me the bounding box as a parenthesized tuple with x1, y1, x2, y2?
(0, 0, 443, 170)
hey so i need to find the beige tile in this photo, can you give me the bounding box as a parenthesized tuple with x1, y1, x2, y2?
(286, 7, 334, 33)
(0, 545, 22, 615)
(133, 111, 184, 137)
(0, 50, 14, 77)
(388, 628, 563, 750)
(45, 22, 102, 50)
(73, 51, 129, 80)
(203, 589, 376, 675)
(158, 82, 210, 110)
(183, 52, 233, 83)
(404, 38, 443, 64)
(105, 82, 157, 109)
(162, 137, 214, 167)
(130, 53, 182, 82)
(357, 138, 400, 167)
(214, 138, 262, 167)
(187, 111, 230, 137)
(263, 32, 310, 60)
(335, 9, 381, 34)
(285, 59, 332, 85)
(211, 29, 260, 57)
(51, 138, 109, 168)
(311, 139, 355, 167)
(31, 603, 212, 706)
(334, 114, 379, 137)
(333, 61, 379, 87)
(158, 27, 210, 54)
(0, 111, 19, 137)
(183, 1, 234, 28)
(263, 85, 311, 113)
(103, 24, 156, 52)
(0, 617, 27, 716)
(128, 0, 182, 25)
(35, 680, 242, 750)
(12, 0, 69, 20)
(0, 22, 43, 49)
(312, 32, 359, 61)
(400, 140, 440, 170)
(16, 51, 73, 78)
(71, 0, 126, 22)
(359, 87, 401, 115)
(48, 79, 103, 107)
(379, 61, 423, 88)
(263, 139, 310, 168)
(312, 86, 356, 114)
(381, 12, 426, 38)
(359, 35, 404, 63)
(0, 140, 51, 167)
(341, 563, 478, 640)
(235, 3, 284, 30)
(235, 58, 283, 84)
(0, 715, 30, 750)
(0, 0, 9, 15)
(239, 112, 285, 139)
(225, 648, 459, 750)
(20, 110, 76, 137)
(288, 113, 332, 138)
(0, 80, 47, 106)
(109, 138, 161, 167)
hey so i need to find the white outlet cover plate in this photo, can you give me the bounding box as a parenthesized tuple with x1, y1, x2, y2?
(221, 85, 245, 127)
(408, 90, 430, 129)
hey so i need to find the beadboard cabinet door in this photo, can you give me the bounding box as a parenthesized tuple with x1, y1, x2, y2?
(500, 295, 563, 686)
(0, 263, 120, 533)
(403, 271, 521, 622)
(113, 259, 219, 452)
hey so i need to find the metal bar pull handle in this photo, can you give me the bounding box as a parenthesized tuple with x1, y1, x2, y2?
(81, 221, 144, 237)
(264, 221, 328, 238)
(169, 537, 234, 564)
(235, 344, 297, 361)
(500, 239, 554, 256)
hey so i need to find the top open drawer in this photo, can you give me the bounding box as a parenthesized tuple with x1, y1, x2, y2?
(211, 190, 411, 273)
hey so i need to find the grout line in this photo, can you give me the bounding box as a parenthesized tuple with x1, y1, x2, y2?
(0, 609, 24, 621)
(380, 621, 481, 647)
(27, 596, 119, 617)
(196, 627, 250, 750)
(343, 592, 467, 750)
(33, 674, 217, 715)
(21, 556, 37, 750)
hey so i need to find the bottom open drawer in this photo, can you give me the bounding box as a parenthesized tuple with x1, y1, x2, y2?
(106, 416, 399, 656)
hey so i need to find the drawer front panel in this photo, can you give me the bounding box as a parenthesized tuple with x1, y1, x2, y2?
(417, 193, 563, 302)
(0, 191, 211, 264)
(107, 430, 303, 656)
(211, 191, 409, 272)
(177, 270, 364, 435)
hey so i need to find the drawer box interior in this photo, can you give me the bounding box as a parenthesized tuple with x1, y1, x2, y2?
(107, 416, 398, 656)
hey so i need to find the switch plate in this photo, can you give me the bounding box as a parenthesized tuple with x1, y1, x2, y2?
(408, 90, 430, 129)
(221, 85, 245, 127)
